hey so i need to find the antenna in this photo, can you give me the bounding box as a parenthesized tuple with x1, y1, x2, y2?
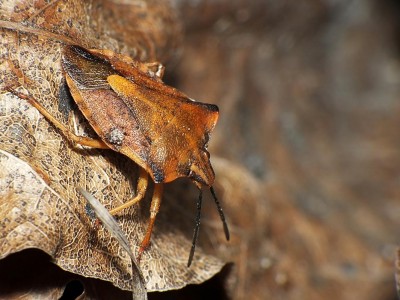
(188, 189, 203, 267)
(210, 186, 230, 241)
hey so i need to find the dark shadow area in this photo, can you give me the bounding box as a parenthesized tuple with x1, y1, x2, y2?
(149, 264, 233, 300)
(59, 280, 84, 300)
(0, 249, 232, 299)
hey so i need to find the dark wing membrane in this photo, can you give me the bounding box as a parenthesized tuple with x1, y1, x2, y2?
(62, 45, 116, 90)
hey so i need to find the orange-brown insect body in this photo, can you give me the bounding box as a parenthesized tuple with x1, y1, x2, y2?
(62, 46, 218, 187)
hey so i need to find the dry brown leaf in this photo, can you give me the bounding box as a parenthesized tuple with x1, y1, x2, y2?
(0, 0, 226, 296)
(77, 187, 147, 299)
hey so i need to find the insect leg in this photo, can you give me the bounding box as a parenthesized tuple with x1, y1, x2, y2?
(6, 89, 109, 149)
(137, 183, 163, 261)
(109, 168, 148, 215)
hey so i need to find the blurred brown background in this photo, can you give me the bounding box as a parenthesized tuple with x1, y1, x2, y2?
(167, 0, 400, 299)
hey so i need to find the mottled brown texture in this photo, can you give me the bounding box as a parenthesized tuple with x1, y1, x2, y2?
(3, 0, 399, 299)
(0, 0, 227, 298)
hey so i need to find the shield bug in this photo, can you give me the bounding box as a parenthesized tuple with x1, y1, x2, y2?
(7, 45, 230, 266)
